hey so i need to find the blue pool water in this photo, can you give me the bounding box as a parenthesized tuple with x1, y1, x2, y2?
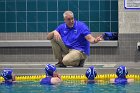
(0, 81, 140, 93)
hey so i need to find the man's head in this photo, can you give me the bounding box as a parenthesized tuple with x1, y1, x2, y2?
(85, 66, 97, 80)
(63, 11, 74, 28)
(45, 64, 57, 77)
(116, 65, 128, 78)
(1, 69, 15, 81)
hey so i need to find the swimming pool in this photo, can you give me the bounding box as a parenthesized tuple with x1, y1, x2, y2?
(0, 80, 140, 93)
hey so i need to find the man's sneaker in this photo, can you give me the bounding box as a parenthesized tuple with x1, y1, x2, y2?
(78, 59, 85, 67)
(55, 62, 67, 68)
(55, 62, 61, 66)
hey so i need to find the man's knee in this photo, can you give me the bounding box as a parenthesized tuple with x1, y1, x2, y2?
(51, 39, 55, 43)
(62, 57, 79, 66)
(47, 32, 54, 40)
(51, 39, 62, 44)
(62, 57, 70, 65)
(51, 39, 60, 45)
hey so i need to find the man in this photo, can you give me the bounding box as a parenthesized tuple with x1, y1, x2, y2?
(40, 64, 61, 85)
(1, 69, 16, 84)
(47, 11, 102, 67)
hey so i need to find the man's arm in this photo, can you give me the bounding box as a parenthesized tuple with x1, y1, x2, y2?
(85, 34, 102, 44)
(47, 30, 61, 41)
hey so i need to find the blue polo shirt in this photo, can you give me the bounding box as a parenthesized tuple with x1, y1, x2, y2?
(55, 20, 91, 56)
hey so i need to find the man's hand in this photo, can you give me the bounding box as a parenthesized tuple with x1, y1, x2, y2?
(94, 35, 103, 43)
(47, 30, 61, 41)
(85, 34, 103, 44)
(96, 35, 103, 41)
(53, 30, 61, 41)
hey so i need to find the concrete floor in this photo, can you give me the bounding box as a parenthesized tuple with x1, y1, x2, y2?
(0, 62, 140, 75)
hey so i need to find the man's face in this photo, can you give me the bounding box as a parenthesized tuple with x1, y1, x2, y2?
(64, 15, 74, 27)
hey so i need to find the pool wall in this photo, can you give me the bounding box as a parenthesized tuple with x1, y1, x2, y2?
(0, 0, 140, 63)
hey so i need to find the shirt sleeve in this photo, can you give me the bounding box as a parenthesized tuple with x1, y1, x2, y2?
(82, 24, 91, 37)
(55, 24, 63, 33)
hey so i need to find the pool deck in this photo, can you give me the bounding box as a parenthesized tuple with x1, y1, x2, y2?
(0, 62, 140, 75)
